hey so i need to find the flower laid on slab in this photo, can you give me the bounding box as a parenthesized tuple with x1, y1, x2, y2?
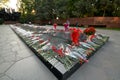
(39, 40, 45, 44)
(52, 46, 64, 57)
(83, 27, 96, 36)
(70, 28, 80, 46)
(88, 35, 96, 41)
(11, 24, 109, 70)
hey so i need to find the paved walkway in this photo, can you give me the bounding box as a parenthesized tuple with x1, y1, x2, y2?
(0, 25, 120, 80)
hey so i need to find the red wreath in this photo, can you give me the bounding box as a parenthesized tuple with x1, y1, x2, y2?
(83, 27, 96, 35)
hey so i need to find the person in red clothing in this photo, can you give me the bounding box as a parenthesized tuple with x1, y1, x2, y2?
(64, 23, 68, 31)
(53, 23, 57, 30)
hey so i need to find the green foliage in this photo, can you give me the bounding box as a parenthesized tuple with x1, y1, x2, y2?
(0, 18, 4, 24)
(73, 0, 95, 17)
(0, 0, 9, 8)
(55, 0, 70, 19)
(19, 15, 27, 23)
(19, 14, 35, 23)
(19, 0, 120, 20)
(19, 0, 36, 23)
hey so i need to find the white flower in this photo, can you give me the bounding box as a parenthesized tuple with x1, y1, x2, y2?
(40, 43, 52, 51)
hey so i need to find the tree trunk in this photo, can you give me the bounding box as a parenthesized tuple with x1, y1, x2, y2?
(103, 9, 106, 17)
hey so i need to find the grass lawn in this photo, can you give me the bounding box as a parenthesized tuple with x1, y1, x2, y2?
(95, 27, 120, 31)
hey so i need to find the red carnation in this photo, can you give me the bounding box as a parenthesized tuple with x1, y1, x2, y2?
(52, 46, 64, 57)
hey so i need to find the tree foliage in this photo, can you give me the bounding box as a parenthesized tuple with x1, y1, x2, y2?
(19, 0, 120, 21)
(0, 0, 9, 9)
(19, 0, 36, 23)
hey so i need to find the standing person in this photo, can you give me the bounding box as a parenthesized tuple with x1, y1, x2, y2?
(64, 23, 68, 31)
(48, 21, 51, 25)
(76, 22, 79, 27)
(53, 23, 57, 30)
(66, 20, 70, 28)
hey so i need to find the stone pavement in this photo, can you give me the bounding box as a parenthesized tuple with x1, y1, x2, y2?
(0, 25, 120, 80)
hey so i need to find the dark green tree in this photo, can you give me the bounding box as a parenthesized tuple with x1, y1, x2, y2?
(112, 0, 120, 16)
(19, 0, 120, 21)
(19, 0, 36, 23)
(73, 0, 97, 17)
(95, 0, 114, 16)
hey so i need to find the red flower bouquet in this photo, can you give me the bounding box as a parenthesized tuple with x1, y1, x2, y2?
(52, 46, 64, 57)
(70, 28, 80, 45)
(83, 27, 96, 35)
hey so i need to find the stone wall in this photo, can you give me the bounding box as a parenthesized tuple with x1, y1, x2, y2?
(93, 17, 120, 28)
(53, 17, 120, 28)
(4, 21, 19, 24)
(4, 17, 120, 28)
